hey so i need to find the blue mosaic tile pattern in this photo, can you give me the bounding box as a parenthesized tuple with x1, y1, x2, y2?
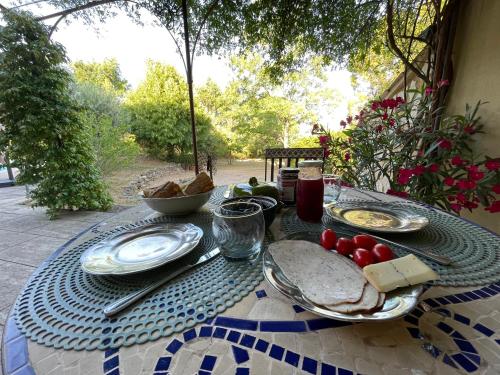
(255, 289, 267, 299)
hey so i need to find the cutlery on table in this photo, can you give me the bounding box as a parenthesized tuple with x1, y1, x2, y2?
(103, 247, 221, 317)
(360, 232, 452, 266)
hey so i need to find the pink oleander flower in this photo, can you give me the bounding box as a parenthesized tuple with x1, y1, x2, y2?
(389, 118, 395, 127)
(485, 201, 500, 213)
(344, 152, 351, 161)
(375, 125, 383, 133)
(412, 165, 426, 176)
(386, 189, 409, 198)
(340, 120, 347, 128)
(318, 135, 330, 146)
(346, 116, 352, 124)
(425, 87, 433, 96)
(438, 139, 452, 150)
(485, 159, 500, 171)
(450, 203, 462, 212)
(451, 155, 465, 166)
(493, 184, 500, 194)
(464, 125, 475, 134)
(437, 79, 450, 88)
(397, 168, 413, 185)
(444, 177, 455, 186)
(428, 164, 439, 173)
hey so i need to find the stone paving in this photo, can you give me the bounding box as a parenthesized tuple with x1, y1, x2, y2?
(0, 185, 120, 375)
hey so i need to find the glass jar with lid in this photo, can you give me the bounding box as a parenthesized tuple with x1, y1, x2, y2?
(296, 160, 324, 222)
(277, 167, 299, 205)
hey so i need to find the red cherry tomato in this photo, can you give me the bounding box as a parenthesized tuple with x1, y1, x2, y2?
(320, 229, 337, 250)
(352, 234, 377, 251)
(353, 248, 375, 268)
(335, 237, 355, 256)
(371, 243, 394, 263)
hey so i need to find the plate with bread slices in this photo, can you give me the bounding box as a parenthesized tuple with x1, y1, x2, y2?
(263, 231, 439, 322)
(141, 172, 215, 215)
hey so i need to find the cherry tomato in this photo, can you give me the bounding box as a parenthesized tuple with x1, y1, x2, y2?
(352, 234, 377, 251)
(320, 229, 337, 250)
(353, 248, 375, 268)
(335, 237, 355, 256)
(371, 243, 394, 263)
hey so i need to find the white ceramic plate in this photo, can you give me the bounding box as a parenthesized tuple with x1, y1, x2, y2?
(80, 223, 203, 275)
(325, 201, 429, 233)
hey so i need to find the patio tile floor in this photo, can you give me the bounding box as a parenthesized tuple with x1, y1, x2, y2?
(0, 185, 120, 374)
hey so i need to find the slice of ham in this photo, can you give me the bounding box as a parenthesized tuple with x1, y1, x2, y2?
(269, 240, 366, 306)
(325, 283, 381, 313)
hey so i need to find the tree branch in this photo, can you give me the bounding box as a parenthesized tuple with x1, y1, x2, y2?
(190, 0, 220, 68)
(386, 0, 430, 85)
(9, 0, 48, 9)
(166, 28, 187, 74)
(35, 0, 121, 21)
(48, 13, 67, 38)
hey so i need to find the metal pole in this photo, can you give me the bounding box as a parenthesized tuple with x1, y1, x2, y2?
(181, 0, 200, 175)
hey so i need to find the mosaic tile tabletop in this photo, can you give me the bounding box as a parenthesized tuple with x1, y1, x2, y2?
(2, 188, 500, 375)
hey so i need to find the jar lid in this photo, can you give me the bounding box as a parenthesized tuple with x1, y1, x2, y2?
(280, 167, 299, 174)
(298, 160, 323, 168)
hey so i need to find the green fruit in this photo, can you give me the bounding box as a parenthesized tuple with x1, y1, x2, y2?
(233, 183, 252, 196)
(251, 184, 280, 202)
(249, 177, 259, 187)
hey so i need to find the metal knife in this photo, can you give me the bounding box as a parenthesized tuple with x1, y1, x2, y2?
(360, 232, 452, 266)
(103, 247, 221, 317)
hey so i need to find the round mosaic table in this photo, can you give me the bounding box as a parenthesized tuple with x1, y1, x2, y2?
(2, 187, 500, 375)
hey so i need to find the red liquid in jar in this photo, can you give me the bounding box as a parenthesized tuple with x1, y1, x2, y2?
(296, 178, 324, 222)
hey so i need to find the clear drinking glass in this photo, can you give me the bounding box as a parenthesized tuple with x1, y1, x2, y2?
(212, 202, 265, 261)
(323, 174, 342, 204)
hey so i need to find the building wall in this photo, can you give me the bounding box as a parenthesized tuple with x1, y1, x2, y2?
(446, 0, 500, 234)
(382, 0, 500, 233)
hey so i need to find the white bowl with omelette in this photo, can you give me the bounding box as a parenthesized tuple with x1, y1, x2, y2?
(141, 172, 214, 215)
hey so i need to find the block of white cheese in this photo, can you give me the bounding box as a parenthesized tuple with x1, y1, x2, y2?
(363, 254, 439, 293)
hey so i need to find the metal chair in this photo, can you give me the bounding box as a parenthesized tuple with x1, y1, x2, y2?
(264, 148, 325, 182)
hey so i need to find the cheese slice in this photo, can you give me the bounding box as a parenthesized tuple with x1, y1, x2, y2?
(363, 254, 439, 293)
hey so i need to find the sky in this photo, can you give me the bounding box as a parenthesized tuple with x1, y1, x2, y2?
(10, 5, 360, 131)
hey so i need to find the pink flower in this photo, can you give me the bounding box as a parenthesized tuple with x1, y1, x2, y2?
(464, 201, 478, 209)
(485, 159, 500, 171)
(382, 112, 388, 120)
(456, 179, 470, 190)
(386, 189, 409, 198)
(450, 203, 462, 212)
(312, 123, 319, 132)
(397, 168, 413, 185)
(447, 195, 455, 201)
(493, 184, 500, 194)
(417, 150, 424, 158)
(468, 170, 485, 181)
(340, 120, 347, 128)
(412, 165, 426, 176)
(428, 164, 439, 173)
(438, 139, 452, 150)
(456, 193, 467, 204)
(425, 87, 433, 96)
(437, 79, 450, 88)
(318, 135, 330, 146)
(485, 201, 500, 213)
(375, 125, 383, 133)
(344, 152, 351, 161)
(464, 125, 475, 134)
(444, 177, 455, 186)
(396, 96, 405, 105)
(346, 116, 352, 124)
(451, 155, 465, 166)
(324, 149, 331, 158)
(371, 101, 380, 111)
(389, 118, 395, 127)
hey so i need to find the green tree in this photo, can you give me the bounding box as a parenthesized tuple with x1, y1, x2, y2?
(72, 58, 128, 94)
(125, 61, 214, 159)
(0, 11, 112, 217)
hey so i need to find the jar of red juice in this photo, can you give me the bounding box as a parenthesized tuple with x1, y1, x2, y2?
(296, 160, 324, 222)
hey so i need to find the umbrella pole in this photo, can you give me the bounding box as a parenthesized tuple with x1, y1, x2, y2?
(181, 0, 199, 175)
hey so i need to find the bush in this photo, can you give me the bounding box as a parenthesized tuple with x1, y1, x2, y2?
(0, 11, 112, 217)
(73, 83, 141, 174)
(315, 85, 500, 214)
